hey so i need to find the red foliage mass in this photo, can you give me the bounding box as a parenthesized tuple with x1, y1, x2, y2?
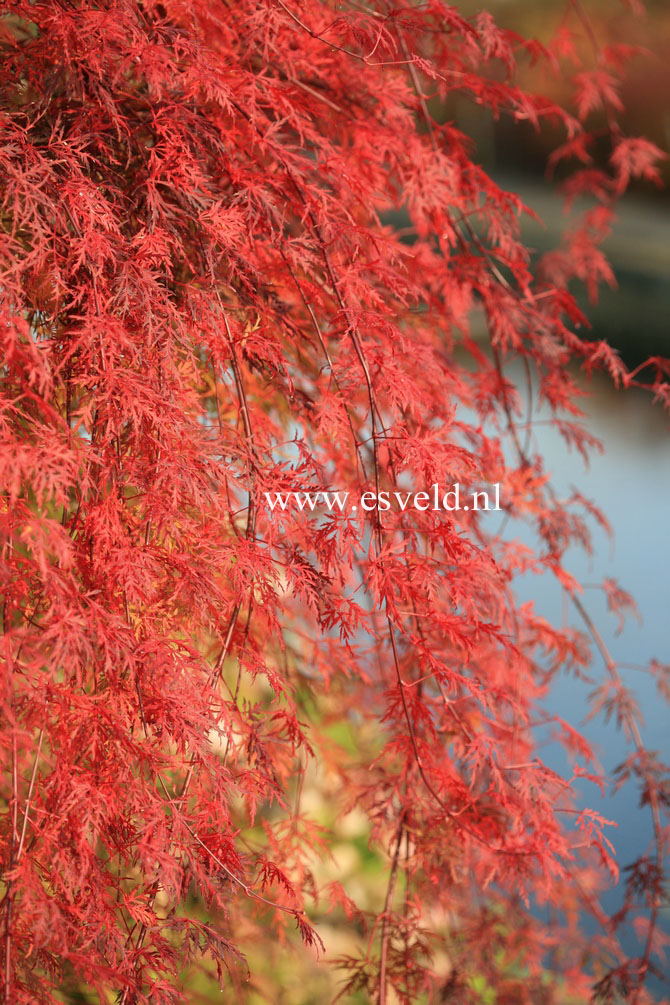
(0, 1, 668, 1002)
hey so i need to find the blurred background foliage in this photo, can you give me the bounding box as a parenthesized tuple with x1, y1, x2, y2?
(440, 0, 670, 365)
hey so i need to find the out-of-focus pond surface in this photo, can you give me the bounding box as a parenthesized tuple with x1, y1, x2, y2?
(504, 367, 670, 992)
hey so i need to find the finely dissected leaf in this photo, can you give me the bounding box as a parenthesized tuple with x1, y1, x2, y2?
(0, 2, 668, 1004)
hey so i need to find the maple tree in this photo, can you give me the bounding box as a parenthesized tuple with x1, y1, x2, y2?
(1, 0, 669, 1002)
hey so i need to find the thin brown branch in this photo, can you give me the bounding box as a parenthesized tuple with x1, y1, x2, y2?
(378, 816, 405, 1005)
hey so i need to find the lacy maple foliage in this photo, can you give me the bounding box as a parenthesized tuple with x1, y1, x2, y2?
(1, 1, 668, 1002)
